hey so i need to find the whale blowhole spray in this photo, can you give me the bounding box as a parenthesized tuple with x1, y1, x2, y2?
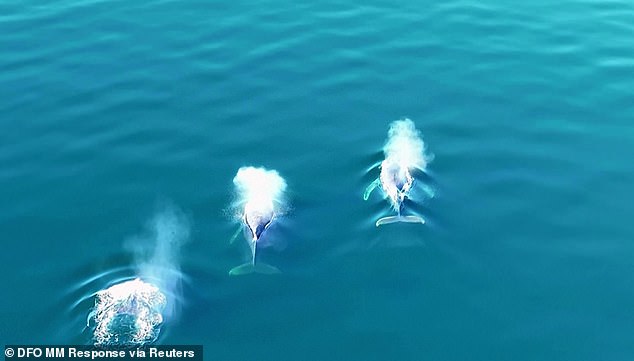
(88, 205, 190, 345)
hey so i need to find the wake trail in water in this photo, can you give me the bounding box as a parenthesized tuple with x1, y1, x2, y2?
(89, 205, 190, 346)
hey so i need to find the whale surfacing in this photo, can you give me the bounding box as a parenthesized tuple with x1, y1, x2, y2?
(229, 166, 285, 275)
(364, 119, 432, 226)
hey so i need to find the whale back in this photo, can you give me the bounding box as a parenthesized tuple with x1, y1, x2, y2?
(380, 160, 413, 210)
(244, 200, 274, 241)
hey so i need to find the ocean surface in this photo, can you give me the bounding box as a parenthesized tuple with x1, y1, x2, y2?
(1, 0, 634, 359)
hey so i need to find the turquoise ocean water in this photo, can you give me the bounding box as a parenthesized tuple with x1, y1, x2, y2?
(1, 0, 633, 359)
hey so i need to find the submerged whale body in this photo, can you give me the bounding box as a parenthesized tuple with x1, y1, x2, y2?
(380, 159, 414, 211)
(229, 200, 281, 275)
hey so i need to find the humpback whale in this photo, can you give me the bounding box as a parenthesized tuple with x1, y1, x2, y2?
(364, 119, 432, 226)
(229, 166, 285, 275)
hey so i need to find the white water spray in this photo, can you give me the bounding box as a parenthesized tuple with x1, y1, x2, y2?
(90, 206, 190, 346)
(383, 118, 431, 171)
(233, 166, 287, 221)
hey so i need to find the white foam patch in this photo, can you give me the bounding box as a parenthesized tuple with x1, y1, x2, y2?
(91, 278, 166, 346)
